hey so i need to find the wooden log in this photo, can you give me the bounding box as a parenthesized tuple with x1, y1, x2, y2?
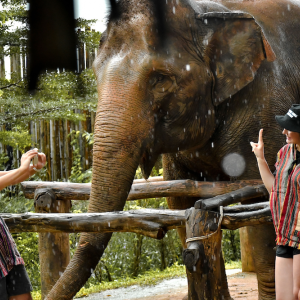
(221, 207, 272, 230)
(1, 209, 186, 239)
(34, 189, 71, 300)
(183, 207, 229, 299)
(21, 179, 263, 201)
(1, 203, 271, 235)
(195, 184, 268, 210)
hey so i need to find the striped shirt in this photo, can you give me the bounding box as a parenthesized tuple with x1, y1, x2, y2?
(270, 144, 300, 248)
(0, 217, 24, 278)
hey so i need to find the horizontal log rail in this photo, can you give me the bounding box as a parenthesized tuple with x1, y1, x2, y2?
(21, 179, 263, 201)
(195, 184, 268, 210)
(1, 203, 272, 238)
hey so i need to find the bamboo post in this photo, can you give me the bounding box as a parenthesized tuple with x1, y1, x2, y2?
(40, 120, 45, 154)
(55, 120, 61, 180)
(0, 46, 5, 78)
(46, 121, 51, 181)
(90, 111, 95, 133)
(64, 120, 70, 180)
(183, 207, 230, 300)
(58, 120, 65, 179)
(22, 50, 27, 79)
(34, 188, 71, 300)
(77, 29, 84, 72)
(10, 46, 21, 81)
(50, 120, 57, 181)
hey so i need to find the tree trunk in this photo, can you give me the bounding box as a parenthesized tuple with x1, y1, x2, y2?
(160, 238, 166, 271)
(132, 234, 143, 277)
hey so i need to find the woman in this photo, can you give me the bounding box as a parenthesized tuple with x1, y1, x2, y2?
(251, 104, 300, 300)
(0, 148, 46, 300)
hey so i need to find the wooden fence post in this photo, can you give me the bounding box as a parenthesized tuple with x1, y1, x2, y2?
(183, 207, 230, 300)
(34, 188, 71, 300)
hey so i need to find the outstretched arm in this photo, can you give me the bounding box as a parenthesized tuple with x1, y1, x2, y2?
(250, 129, 275, 193)
(0, 149, 46, 190)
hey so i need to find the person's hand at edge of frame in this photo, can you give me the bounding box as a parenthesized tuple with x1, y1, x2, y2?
(20, 148, 46, 174)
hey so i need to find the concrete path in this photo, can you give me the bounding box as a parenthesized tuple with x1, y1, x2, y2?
(78, 269, 242, 300)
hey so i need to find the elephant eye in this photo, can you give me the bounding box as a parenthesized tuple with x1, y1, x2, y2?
(151, 73, 176, 100)
(157, 75, 165, 82)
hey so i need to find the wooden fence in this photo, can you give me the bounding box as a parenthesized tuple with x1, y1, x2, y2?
(0, 29, 98, 180)
(4, 177, 270, 300)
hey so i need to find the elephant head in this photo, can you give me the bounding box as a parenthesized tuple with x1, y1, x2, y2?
(46, 0, 275, 299)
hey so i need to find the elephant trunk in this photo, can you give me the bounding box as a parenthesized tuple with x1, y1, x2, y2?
(45, 75, 143, 299)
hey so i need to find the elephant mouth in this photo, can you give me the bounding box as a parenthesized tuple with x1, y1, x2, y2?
(139, 147, 160, 179)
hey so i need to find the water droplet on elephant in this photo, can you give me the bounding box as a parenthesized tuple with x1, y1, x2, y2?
(193, 266, 196, 271)
(211, 142, 214, 148)
(186, 64, 190, 71)
(221, 153, 245, 177)
(208, 110, 211, 115)
(173, 6, 176, 14)
(108, 222, 110, 227)
(287, 4, 291, 10)
(184, 128, 185, 132)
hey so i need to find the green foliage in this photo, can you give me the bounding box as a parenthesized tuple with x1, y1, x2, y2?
(14, 232, 40, 289)
(68, 130, 93, 183)
(0, 126, 31, 151)
(0, 0, 100, 149)
(222, 229, 241, 263)
(225, 259, 242, 270)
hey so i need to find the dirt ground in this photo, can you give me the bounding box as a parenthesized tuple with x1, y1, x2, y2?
(133, 272, 258, 300)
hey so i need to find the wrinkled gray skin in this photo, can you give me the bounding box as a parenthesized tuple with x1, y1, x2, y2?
(46, 0, 300, 299)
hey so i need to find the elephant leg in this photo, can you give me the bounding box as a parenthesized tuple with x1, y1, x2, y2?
(163, 154, 231, 299)
(247, 225, 276, 300)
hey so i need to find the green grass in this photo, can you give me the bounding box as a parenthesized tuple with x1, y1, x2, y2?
(31, 261, 242, 300)
(225, 260, 242, 270)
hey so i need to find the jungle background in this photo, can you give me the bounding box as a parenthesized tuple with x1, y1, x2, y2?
(0, 0, 241, 297)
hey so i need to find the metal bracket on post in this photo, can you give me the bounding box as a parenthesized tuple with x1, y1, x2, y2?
(34, 188, 56, 213)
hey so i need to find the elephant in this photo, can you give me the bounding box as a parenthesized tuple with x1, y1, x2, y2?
(45, 0, 300, 299)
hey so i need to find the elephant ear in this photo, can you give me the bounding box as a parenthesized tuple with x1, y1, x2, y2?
(196, 12, 276, 105)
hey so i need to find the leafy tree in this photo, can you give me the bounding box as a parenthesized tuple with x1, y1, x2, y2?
(0, 0, 100, 151)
